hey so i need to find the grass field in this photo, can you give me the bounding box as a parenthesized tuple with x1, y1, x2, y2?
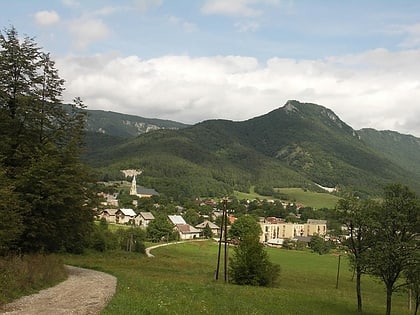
(275, 187, 341, 209)
(63, 241, 411, 315)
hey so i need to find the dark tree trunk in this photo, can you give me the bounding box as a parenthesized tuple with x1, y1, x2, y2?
(386, 286, 393, 315)
(356, 266, 362, 312)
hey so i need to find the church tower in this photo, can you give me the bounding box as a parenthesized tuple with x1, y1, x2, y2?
(130, 175, 137, 196)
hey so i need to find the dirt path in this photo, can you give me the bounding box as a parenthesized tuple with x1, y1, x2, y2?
(0, 265, 117, 315)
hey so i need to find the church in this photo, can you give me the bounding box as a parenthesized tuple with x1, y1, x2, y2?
(129, 175, 159, 198)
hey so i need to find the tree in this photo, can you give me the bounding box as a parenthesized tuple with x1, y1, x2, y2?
(229, 215, 261, 241)
(228, 215, 280, 286)
(146, 215, 175, 242)
(310, 235, 330, 255)
(202, 223, 213, 239)
(0, 26, 94, 254)
(229, 234, 280, 287)
(336, 196, 378, 313)
(0, 167, 24, 254)
(366, 184, 420, 315)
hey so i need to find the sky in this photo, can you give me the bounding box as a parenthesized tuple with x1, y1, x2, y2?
(2, 0, 420, 136)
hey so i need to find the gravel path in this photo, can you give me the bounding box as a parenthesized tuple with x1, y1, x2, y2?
(0, 265, 117, 315)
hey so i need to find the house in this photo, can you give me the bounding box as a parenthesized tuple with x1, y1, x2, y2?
(168, 215, 187, 225)
(168, 215, 201, 240)
(195, 220, 220, 236)
(115, 208, 137, 224)
(130, 175, 159, 198)
(98, 209, 118, 223)
(176, 224, 201, 240)
(135, 212, 155, 227)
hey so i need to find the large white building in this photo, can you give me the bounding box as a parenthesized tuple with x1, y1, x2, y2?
(259, 218, 327, 244)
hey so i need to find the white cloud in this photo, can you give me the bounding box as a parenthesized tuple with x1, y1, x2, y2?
(201, 0, 282, 17)
(62, 0, 80, 8)
(234, 21, 260, 32)
(167, 16, 198, 33)
(202, 0, 262, 17)
(56, 49, 420, 136)
(34, 10, 60, 26)
(67, 17, 111, 50)
(398, 23, 420, 48)
(133, 0, 163, 12)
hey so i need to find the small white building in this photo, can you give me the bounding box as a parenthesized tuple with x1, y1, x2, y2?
(168, 215, 201, 240)
(98, 209, 118, 223)
(176, 224, 201, 240)
(135, 212, 155, 227)
(195, 220, 220, 236)
(115, 208, 137, 224)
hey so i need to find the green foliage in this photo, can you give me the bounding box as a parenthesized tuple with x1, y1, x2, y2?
(229, 235, 280, 287)
(310, 235, 331, 255)
(229, 215, 261, 241)
(146, 215, 176, 242)
(0, 167, 24, 255)
(90, 223, 146, 253)
(366, 184, 420, 315)
(202, 224, 213, 238)
(183, 209, 203, 226)
(0, 26, 95, 254)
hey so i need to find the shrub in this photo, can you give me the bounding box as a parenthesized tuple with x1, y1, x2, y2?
(229, 235, 280, 287)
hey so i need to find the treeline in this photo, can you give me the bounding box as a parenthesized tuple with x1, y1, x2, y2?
(0, 26, 95, 255)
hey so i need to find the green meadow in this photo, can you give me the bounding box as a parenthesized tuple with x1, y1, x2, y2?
(63, 241, 411, 315)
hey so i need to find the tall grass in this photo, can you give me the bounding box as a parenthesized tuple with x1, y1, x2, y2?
(0, 254, 67, 305)
(64, 241, 412, 315)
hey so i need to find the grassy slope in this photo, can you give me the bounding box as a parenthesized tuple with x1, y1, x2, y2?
(63, 241, 410, 315)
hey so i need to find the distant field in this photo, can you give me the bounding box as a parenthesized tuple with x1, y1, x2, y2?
(275, 187, 341, 209)
(63, 241, 411, 315)
(234, 187, 341, 209)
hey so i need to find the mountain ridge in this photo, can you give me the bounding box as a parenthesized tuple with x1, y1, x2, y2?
(83, 100, 420, 199)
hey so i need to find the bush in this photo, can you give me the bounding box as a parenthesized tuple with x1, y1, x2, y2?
(310, 235, 331, 255)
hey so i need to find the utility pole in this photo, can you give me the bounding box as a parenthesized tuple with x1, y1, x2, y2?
(215, 197, 229, 282)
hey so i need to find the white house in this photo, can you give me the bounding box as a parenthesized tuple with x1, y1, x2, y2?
(115, 208, 137, 224)
(176, 224, 201, 240)
(195, 220, 220, 236)
(168, 215, 201, 240)
(98, 209, 118, 223)
(135, 212, 155, 227)
(168, 215, 187, 225)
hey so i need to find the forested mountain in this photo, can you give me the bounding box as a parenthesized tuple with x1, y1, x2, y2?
(83, 100, 420, 199)
(85, 109, 189, 138)
(357, 128, 420, 180)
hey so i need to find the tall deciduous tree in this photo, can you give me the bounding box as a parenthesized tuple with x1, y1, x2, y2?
(336, 196, 378, 313)
(0, 26, 94, 254)
(367, 184, 420, 315)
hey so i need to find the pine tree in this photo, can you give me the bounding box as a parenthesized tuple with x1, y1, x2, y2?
(0, 26, 95, 254)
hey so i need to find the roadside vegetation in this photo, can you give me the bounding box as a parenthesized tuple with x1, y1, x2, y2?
(0, 254, 67, 306)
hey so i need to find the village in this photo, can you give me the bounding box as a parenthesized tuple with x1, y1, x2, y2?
(97, 173, 328, 247)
